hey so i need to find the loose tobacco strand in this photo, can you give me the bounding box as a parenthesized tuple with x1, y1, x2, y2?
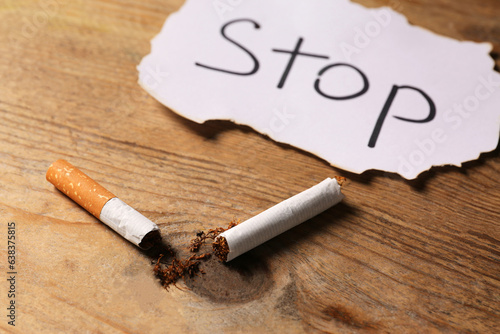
(153, 220, 239, 290)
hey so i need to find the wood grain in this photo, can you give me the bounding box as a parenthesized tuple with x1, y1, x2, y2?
(0, 0, 499, 333)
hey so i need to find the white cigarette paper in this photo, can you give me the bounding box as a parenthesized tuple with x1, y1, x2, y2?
(217, 178, 344, 261)
(100, 197, 159, 248)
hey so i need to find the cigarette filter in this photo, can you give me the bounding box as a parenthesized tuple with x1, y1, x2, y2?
(46, 159, 160, 249)
(214, 178, 344, 261)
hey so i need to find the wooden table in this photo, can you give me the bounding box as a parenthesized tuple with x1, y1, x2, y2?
(1, 0, 499, 332)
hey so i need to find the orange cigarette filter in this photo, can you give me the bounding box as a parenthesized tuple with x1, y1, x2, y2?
(46, 159, 160, 249)
(46, 159, 115, 219)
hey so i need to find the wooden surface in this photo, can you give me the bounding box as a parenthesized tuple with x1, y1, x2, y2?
(1, 0, 499, 333)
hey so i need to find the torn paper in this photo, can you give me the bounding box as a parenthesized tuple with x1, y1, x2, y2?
(138, 0, 500, 179)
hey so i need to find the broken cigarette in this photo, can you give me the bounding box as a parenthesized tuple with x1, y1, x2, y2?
(46, 159, 160, 249)
(214, 177, 345, 261)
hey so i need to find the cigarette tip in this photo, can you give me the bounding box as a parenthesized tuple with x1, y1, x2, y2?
(139, 229, 162, 250)
(334, 176, 347, 187)
(213, 236, 229, 262)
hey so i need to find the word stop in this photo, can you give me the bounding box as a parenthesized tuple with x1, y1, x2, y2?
(195, 18, 436, 147)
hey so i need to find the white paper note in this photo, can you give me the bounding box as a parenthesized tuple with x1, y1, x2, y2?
(138, 0, 500, 179)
